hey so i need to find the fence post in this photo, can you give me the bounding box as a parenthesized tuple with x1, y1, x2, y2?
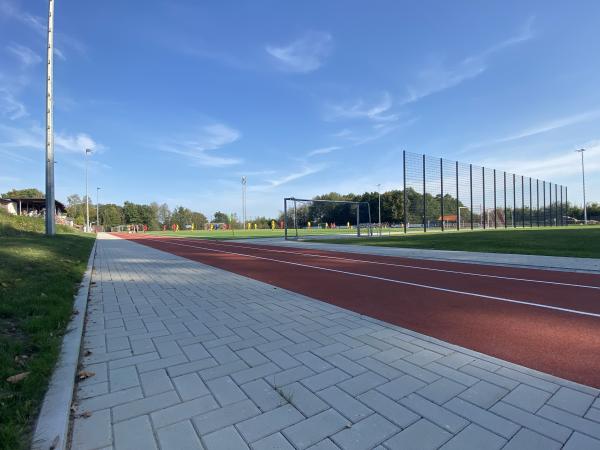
(529, 178, 533, 227)
(403, 150, 407, 234)
(284, 198, 288, 240)
(521, 175, 525, 228)
(456, 161, 460, 231)
(543, 181, 546, 226)
(482, 167, 486, 229)
(440, 158, 444, 231)
(555, 184, 559, 226)
(470, 164, 473, 230)
(423, 154, 427, 232)
(536, 180, 540, 227)
(565, 186, 568, 226)
(504, 172, 507, 228)
(549, 183, 553, 226)
(493, 169, 497, 229)
(356, 203, 360, 237)
(294, 199, 298, 238)
(512, 174, 516, 228)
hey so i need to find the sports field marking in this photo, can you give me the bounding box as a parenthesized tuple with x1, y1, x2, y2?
(144, 235, 600, 291)
(144, 237, 600, 319)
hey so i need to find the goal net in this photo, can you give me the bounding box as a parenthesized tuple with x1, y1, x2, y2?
(283, 197, 373, 240)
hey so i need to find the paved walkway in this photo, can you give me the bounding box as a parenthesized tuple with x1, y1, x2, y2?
(71, 234, 600, 450)
(239, 238, 600, 273)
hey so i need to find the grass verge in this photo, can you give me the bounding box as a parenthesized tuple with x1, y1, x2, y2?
(311, 226, 600, 258)
(0, 211, 95, 450)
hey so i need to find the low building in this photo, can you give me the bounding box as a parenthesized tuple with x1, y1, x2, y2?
(0, 197, 67, 218)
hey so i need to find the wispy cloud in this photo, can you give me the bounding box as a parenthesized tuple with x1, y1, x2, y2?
(161, 123, 242, 167)
(266, 31, 332, 73)
(325, 92, 398, 123)
(6, 43, 41, 66)
(0, 0, 45, 35)
(401, 17, 535, 105)
(251, 166, 325, 191)
(481, 141, 600, 179)
(0, 87, 27, 119)
(466, 109, 600, 150)
(55, 132, 104, 153)
(307, 146, 341, 157)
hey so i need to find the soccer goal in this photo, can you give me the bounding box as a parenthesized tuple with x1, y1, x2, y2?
(283, 197, 373, 240)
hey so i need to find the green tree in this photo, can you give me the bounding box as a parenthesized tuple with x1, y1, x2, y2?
(213, 211, 229, 224)
(99, 204, 124, 228)
(2, 188, 44, 198)
(191, 212, 208, 229)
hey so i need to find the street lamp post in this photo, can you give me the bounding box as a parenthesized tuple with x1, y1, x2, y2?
(576, 149, 587, 225)
(44, 0, 56, 236)
(85, 148, 92, 232)
(96, 187, 101, 231)
(376, 184, 382, 236)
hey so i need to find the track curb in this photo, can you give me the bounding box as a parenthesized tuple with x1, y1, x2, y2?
(31, 238, 97, 450)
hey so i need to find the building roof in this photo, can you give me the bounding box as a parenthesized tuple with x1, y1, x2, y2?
(4, 198, 66, 213)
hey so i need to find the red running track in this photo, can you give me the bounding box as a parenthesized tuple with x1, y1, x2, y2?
(117, 234, 600, 387)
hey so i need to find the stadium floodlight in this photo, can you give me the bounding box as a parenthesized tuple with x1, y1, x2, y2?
(575, 149, 587, 225)
(241, 176, 247, 230)
(283, 197, 372, 240)
(45, 0, 56, 236)
(85, 148, 92, 232)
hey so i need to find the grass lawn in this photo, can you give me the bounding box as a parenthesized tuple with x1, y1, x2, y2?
(0, 211, 95, 450)
(311, 226, 600, 258)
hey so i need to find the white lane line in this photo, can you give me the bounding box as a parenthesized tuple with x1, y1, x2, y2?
(161, 236, 600, 291)
(146, 237, 600, 320)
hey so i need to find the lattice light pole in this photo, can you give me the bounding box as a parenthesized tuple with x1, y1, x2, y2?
(576, 148, 587, 224)
(44, 0, 55, 235)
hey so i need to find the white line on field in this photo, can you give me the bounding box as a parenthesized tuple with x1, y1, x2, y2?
(155, 236, 600, 291)
(145, 237, 600, 319)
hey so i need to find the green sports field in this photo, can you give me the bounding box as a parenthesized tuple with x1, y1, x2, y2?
(146, 225, 600, 258)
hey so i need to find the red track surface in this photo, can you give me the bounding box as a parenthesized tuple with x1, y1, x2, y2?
(117, 234, 600, 387)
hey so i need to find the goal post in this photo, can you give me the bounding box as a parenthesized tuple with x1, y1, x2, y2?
(283, 197, 373, 240)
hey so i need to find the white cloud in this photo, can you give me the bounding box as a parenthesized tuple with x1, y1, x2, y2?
(266, 31, 332, 73)
(307, 146, 341, 156)
(252, 166, 324, 191)
(481, 141, 600, 179)
(400, 17, 535, 105)
(466, 109, 600, 150)
(55, 132, 104, 153)
(325, 92, 398, 123)
(161, 123, 242, 167)
(6, 43, 42, 66)
(0, 87, 27, 119)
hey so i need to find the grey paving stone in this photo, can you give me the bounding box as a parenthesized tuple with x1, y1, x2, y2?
(173, 372, 210, 401)
(232, 362, 281, 385)
(317, 386, 373, 423)
(376, 375, 427, 400)
(139, 369, 173, 396)
(502, 384, 552, 413)
(113, 390, 180, 422)
(251, 433, 295, 450)
(136, 354, 188, 373)
(109, 365, 140, 392)
(459, 364, 519, 390)
(193, 399, 261, 435)
(294, 352, 333, 372)
(241, 379, 286, 412)
(279, 382, 329, 416)
(444, 397, 519, 439)
(71, 408, 112, 450)
(389, 359, 440, 384)
(203, 426, 250, 450)
(77, 386, 143, 412)
(538, 405, 600, 439)
(400, 394, 468, 434)
(113, 415, 158, 450)
(208, 345, 240, 364)
(495, 367, 559, 393)
(586, 407, 600, 423)
(424, 362, 479, 387)
(157, 420, 205, 450)
(199, 360, 249, 381)
(152, 395, 219, 429)
(503, 428, 562, 450)
(207, 376, 247, 406)
(435, 352, 475, 369)
(439, 423, 506, 450)
(403, 349, 443, 366)
(78, 381, 109, 399)
(265, 349, 301, 369)
(302, 368, 351, 392)
(167, 357, 219, 377)
(327, 354, 368, 376)
(237, 405, 304, 443)
(357, 390, 419, 428)
(182, 343, 211, 361)
(547, 386, 595, 415)
(563, 432, 600, 450)
(306, 439, 340, 450)
(238, 348, 270, 367)
(331, 413, 398, 450)
(417, 378, 467, 405)
(383, 418, 452, 450)
(283, 409, 349, 449)
(265, 365, 315, 387)
(490, 402, 572, 443)
(338, 371, 388, 396)
(458, 380, 508, 409)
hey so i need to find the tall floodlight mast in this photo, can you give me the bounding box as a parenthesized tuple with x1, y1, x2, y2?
(44, 0, 56, 236)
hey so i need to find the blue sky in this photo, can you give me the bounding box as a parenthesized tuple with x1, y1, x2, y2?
(1, 0, 599, 218)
